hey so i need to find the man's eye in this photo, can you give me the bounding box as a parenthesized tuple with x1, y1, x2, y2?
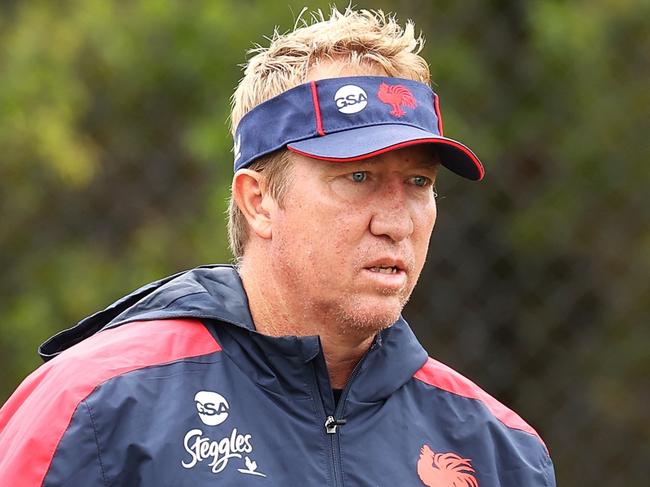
(349, 171, 367, 183)
(411, 176, 431, 187)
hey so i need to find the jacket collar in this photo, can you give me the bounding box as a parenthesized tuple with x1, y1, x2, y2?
(39, 265, 427, 403)
(39, 265, 252, 360)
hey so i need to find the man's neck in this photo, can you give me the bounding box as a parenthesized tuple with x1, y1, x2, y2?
(237, 260, 375, 389)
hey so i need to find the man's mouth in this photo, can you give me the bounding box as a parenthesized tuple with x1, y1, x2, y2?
(368, 266, 399, 274)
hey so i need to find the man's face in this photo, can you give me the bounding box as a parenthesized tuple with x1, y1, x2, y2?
(267, 146, 438, 333)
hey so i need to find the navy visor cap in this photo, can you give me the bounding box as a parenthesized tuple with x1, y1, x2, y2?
(233, 76, 484, 181)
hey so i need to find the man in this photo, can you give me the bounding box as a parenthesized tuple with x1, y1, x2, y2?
(0, 8, 555, 486)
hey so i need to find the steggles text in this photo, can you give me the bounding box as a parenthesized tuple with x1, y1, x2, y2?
(182, 428, 253, 474)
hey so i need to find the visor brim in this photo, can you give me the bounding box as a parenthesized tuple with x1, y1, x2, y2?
(287, 125, 484, 181)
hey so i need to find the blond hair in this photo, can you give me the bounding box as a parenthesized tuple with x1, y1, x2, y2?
(228, 6, 431, 260)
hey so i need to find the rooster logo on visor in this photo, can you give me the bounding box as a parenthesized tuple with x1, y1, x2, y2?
(377, 83, 417, 117)
(416, 445, 479, 487)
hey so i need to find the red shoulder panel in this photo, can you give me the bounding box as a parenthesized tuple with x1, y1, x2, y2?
(0, 319, 221, 486)
(414, 357, 546, 448)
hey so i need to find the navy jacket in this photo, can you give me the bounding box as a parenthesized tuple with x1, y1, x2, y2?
(0, 265, 555, 486)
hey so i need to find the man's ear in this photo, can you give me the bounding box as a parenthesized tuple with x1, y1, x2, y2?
(232, 169, 274, 240)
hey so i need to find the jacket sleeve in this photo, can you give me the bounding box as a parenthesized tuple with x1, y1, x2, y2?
(542, 450, 557, 487)
(0, 368, 106, 486)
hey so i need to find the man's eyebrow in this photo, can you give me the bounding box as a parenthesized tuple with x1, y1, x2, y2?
(418, 158, 440, 166)
(412, 159, 440, 172)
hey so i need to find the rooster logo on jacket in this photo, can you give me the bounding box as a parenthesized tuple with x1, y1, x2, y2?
(416, 445, 479, 487)
(377, 83, 417, 117)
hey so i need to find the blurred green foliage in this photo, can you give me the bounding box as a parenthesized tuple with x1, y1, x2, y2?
(1, 0, 648, 484)
(0, 0, 333, 388)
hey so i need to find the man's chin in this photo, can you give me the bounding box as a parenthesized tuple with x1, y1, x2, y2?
(334, 297, 405, 335)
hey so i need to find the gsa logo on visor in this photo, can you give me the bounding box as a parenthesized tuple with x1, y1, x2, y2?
(334, 85, 368, 114)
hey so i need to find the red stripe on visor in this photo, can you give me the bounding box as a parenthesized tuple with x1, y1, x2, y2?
(310, 81, 325, 136)
(433, 94, 444, 136)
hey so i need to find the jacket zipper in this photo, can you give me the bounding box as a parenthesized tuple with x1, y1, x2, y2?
(310, 359, 343, 487)
(315, 342, 377, 487)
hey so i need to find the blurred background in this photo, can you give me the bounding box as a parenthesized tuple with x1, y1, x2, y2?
(0, 0, 648, 484)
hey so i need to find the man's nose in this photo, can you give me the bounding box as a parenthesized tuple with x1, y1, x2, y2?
(368, 182, 414, 242)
